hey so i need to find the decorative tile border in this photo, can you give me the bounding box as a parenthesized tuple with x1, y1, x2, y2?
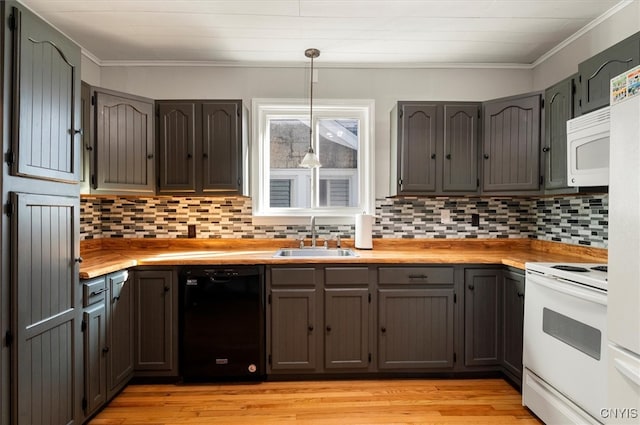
(80, 194, 608, 248)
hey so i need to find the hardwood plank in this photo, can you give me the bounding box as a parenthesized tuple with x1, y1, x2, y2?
(89, 379, 540, 425)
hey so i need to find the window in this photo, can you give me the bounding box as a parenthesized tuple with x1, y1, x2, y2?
(252, 99, 374, 221)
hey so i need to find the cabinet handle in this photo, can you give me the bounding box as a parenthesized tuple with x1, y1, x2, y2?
(430, 154, 436, 159)
(308, 325, 314, 332)
(326, 325, 332, 332)
(85, 145, 93, 151)
(203, 153, 209, 159)
(102, 347, 110, 354)
(72, 128, 83, 136)
(164, 286, 170, 293)
(408, 274, 428, 280)
(147, 154, 154, 159)
(381, 326, 386, 333)
(75, 257, 83, 263)
(90, 288, 107, 296)
(187, 153, 193, 159)
(468, 284, 475, 290)
(112, 295, 120, 303)
(542, 147, 550, 152)
(446, 154, 451, 159)
(483, 154, 489, 159)
(517, 292, 524, 298)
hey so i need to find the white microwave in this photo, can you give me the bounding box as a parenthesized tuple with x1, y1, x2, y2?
(566, 107, 610, 187)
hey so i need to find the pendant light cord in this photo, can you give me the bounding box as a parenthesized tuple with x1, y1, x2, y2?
(309, 53, 314, 151)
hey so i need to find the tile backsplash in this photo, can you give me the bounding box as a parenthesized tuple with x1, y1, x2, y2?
(81, 194, 608, 248)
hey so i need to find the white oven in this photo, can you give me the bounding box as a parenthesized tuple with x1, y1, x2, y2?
(523, 263, 608, 424)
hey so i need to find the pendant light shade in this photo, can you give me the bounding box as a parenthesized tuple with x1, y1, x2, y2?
(300, 48, 321, 168)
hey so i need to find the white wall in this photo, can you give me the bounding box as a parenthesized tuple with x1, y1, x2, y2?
(533, 1, 640, 90)
(80, 54, 101, 87)
(97, 65, 532, 198)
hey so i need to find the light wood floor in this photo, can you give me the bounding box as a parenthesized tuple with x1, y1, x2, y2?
(88, 378, 542, 425)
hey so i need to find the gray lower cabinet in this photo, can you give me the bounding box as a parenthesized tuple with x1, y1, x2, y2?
(81, 270, 134, 419)
(268, 267, 320, 372)
(501, 269, 525, 386)
(324, 267, 372, 371)
(578, 32, 640, 114)
(482, 93, 542, 193)
(464, 268, 502, 367)
(544, 76, 577, 192)
(377, 266, 455, 370)
(133, 269, 179, 376)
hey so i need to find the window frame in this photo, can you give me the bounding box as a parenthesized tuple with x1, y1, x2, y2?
(251, 98, 375, 224)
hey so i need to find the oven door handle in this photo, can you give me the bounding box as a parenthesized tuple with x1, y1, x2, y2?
(614, 358, 640, 387)
(529, 275, 607, 306)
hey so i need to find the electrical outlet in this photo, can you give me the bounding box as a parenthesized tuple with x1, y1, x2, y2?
(440, 209, 451, 224)
(471, 213, 480, 227)
(187, 224, 196, 238)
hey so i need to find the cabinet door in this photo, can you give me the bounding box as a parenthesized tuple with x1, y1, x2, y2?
(398, 103, 439, 193)
(482, 94, 541, 192)
(502, 270, 525, 383)
(324, 288, 369, 370)
(442, 104, 479, 192)
(202, 101, 242, 193)
(378, 289, 454, 369)
(83, 303, 107, 418)
(544, 78, 574, 190)
(94, 90, 155, 194)
(579, 34, 640, 114)
(464, 269, 502, 366)
(12, 192, 81, 425)
(133, 270, 177, 374)
(157, 102, 198, 194)
(11, 6, 81, 183)
(270, 288, 318, 371)
(106, 270, 134, 399)
(80, 82, 92, 194)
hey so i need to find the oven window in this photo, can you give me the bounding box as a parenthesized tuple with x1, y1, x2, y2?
(542, 308, 601, 360)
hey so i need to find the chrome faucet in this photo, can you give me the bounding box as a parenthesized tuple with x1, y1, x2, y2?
(310, 216, 317, 248)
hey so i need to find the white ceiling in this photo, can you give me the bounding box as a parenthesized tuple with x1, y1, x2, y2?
(18, 0, 631, 67)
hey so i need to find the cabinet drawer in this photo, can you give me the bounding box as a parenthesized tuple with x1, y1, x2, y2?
(325, 267, 369, 285)
(83, 276, 107, 307)
(271, 267, 316, 286)
(378, 267, 454, 285)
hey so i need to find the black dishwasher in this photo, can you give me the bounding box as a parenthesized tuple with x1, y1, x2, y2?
(179, 266, 265, 381)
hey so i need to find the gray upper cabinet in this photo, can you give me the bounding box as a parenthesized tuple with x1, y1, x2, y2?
(544, 77, 575, 191)
(157, 102, 198, 193)
(392, 102, 480, 195)
(464, 268, 502, 367)
(10, 5, 81, 183)
(397, 103, 439, 193)
(482, 93, 542, 193)
(80, 82, 92, 194)
(93, 89, 155, 194)
(157, 100, 243, 195)
(578, 33, 640, 114)
(442, 104, 480, 192)
(12, 192, 82, 425)
(502, 269, 525, 386)
(133, 269, 178, 376)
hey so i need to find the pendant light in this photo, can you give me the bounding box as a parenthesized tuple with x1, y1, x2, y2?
(300, 48, 322, 168)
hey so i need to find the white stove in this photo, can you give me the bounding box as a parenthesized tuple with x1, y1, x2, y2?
(523, 262, 608, 424)
(526, 262, 608, 292)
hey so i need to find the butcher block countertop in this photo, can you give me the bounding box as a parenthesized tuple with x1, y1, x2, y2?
(79, 238, 607, 280)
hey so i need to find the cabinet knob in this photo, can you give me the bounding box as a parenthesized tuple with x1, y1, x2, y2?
(164, 286, 170, 293)
(468, 284, 475, 290)
(446, 154, 451, 160)
(102, 347, 110, 354)
(517, 292, 524, 298)
(308, 325, 314, 332)
(85, 145, 93, 151)
(112, 295, 120, 303)
(203, 153, 209, 159)
(431, 154, 436, 159)
(75, 257, 83, 263)
(326, 325, 332, 332)
(72, 128, 83, 136)
(483, 154, 489, 159)
(187, 153, 193, 159)
(542, 147, 550, 153)
(147, 154, 154, 159)
(381, 326, 386, 333)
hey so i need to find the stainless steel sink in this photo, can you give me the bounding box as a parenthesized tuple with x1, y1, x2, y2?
(273, 248, 358, 258)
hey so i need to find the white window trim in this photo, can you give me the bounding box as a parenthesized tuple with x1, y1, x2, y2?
(251, 98, 375, 225)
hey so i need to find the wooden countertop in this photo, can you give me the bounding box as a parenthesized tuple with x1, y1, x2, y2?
(79, 238, 607, 280)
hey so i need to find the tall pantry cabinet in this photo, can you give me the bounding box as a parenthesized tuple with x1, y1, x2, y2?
(1, 2, 83, 424)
